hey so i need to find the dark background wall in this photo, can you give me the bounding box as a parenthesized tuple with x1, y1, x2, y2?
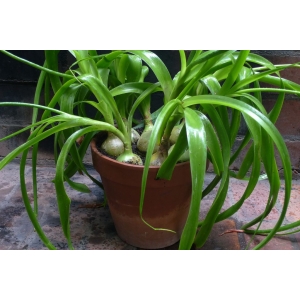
(0, 50, 300, 172)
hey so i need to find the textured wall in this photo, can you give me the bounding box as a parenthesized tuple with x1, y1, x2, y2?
(0, 51, 73, 161)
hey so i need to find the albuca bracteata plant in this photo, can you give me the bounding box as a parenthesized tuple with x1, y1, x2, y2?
(1, 50, 300, 249)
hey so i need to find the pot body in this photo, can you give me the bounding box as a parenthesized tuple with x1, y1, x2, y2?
(90, 139, 192, 249)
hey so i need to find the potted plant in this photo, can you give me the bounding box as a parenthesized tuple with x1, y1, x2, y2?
(1, 50, 300, 250)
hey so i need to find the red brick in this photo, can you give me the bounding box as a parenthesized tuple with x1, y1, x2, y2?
(228, 138, 300, 174)
(272, 140, 300, 171)
(284, 141, 300, 169)
(197, 219, 241, 250)
(253, 51, 300, 84)
(278, 181, 300, 223)
(292, 232, 300, 249)
(229, 179, 283, 229)
(263, 99, 300, 136)
(243, 233, 296, 250)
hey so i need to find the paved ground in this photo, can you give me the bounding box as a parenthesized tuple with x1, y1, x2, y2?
(1, 161, 300, 250)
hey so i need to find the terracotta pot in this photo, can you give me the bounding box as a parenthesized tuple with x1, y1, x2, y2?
(90, 138, 193, 249)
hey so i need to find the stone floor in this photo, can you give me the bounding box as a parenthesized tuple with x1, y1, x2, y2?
(1, 161, 300, 250)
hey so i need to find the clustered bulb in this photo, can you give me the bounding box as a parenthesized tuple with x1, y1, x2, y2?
(102, 121, 188, 166)
(100, 132, 124, 157)
(117, 151, 143, 165)
(131, 128, 140, 144)
(169, 122, 184, 145)
(137, 130, 159, 153)
(149, 150, 167, 166)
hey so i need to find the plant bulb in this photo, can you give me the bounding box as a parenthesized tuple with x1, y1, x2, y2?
(170, 123, 184, 145)
(131, 128, 140, 144)
(149, 150, 167, 166)
(137, 130, 159, 153)
(100, 132, 124, 157)
(117, 151, 143, 165)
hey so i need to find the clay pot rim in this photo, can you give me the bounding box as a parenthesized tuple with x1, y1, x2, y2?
(90, 138, 190, 170)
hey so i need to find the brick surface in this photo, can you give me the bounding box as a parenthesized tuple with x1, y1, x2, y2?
(229, 137, 300, 173)
(282, 141, 300, 170)
(0, 82, 56, 159)
(263, 99, 300, 136)
(200, 186, 234, 221)
(243, 233, 296, 250)
(197, 219, 241, 250)
(1, 162, 300, 250)
(0, 163, 135, 250)
(291, 232, 300, 249)
(278, 181, 300, 223)
(0, 124, 55, 159)
(230, 179, 285, 230)
(0, 84, 37, 121)
(253, 51, 300, 84)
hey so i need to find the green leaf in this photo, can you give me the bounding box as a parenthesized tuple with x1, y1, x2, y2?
(229, 62, 300, 94)
(32, 62, 47, 129)
(194, 105, 231, 248)
(128, 50, 173, 102)
(242, 139, 280, 230)
(179, 108, 207, 250)
(172, 51, 231, 99)
(183, 94, 292, 249)
(110, 82, 153, 97)
(126, 55, 142, 82)
(186, 50, 202, 66)
(73, 50, 100, 79)
(96, 51, 124, 68)
(79, 74, 125, 133)
(127, 82, 162, 135)
(200, 75, 221, 95)
(195, 111, 223, 175)
(157, 124, 188, 180)
(219, 50, 250, 95)
(45, 50, 62, 93)
(229, 108, 241, 147)
(195, 174, 230, 248)
(235, 52, 278, 75)
(260, 74, 300, 92)
(54, 124, 123, 248)
(65, 176, 91, 193)
(179, 50, 187, 76)
(19, 148, 56, 249)
(115, 54, 130, 84)
(0, 113, 125, 170)
(41, 78, 78, 120)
